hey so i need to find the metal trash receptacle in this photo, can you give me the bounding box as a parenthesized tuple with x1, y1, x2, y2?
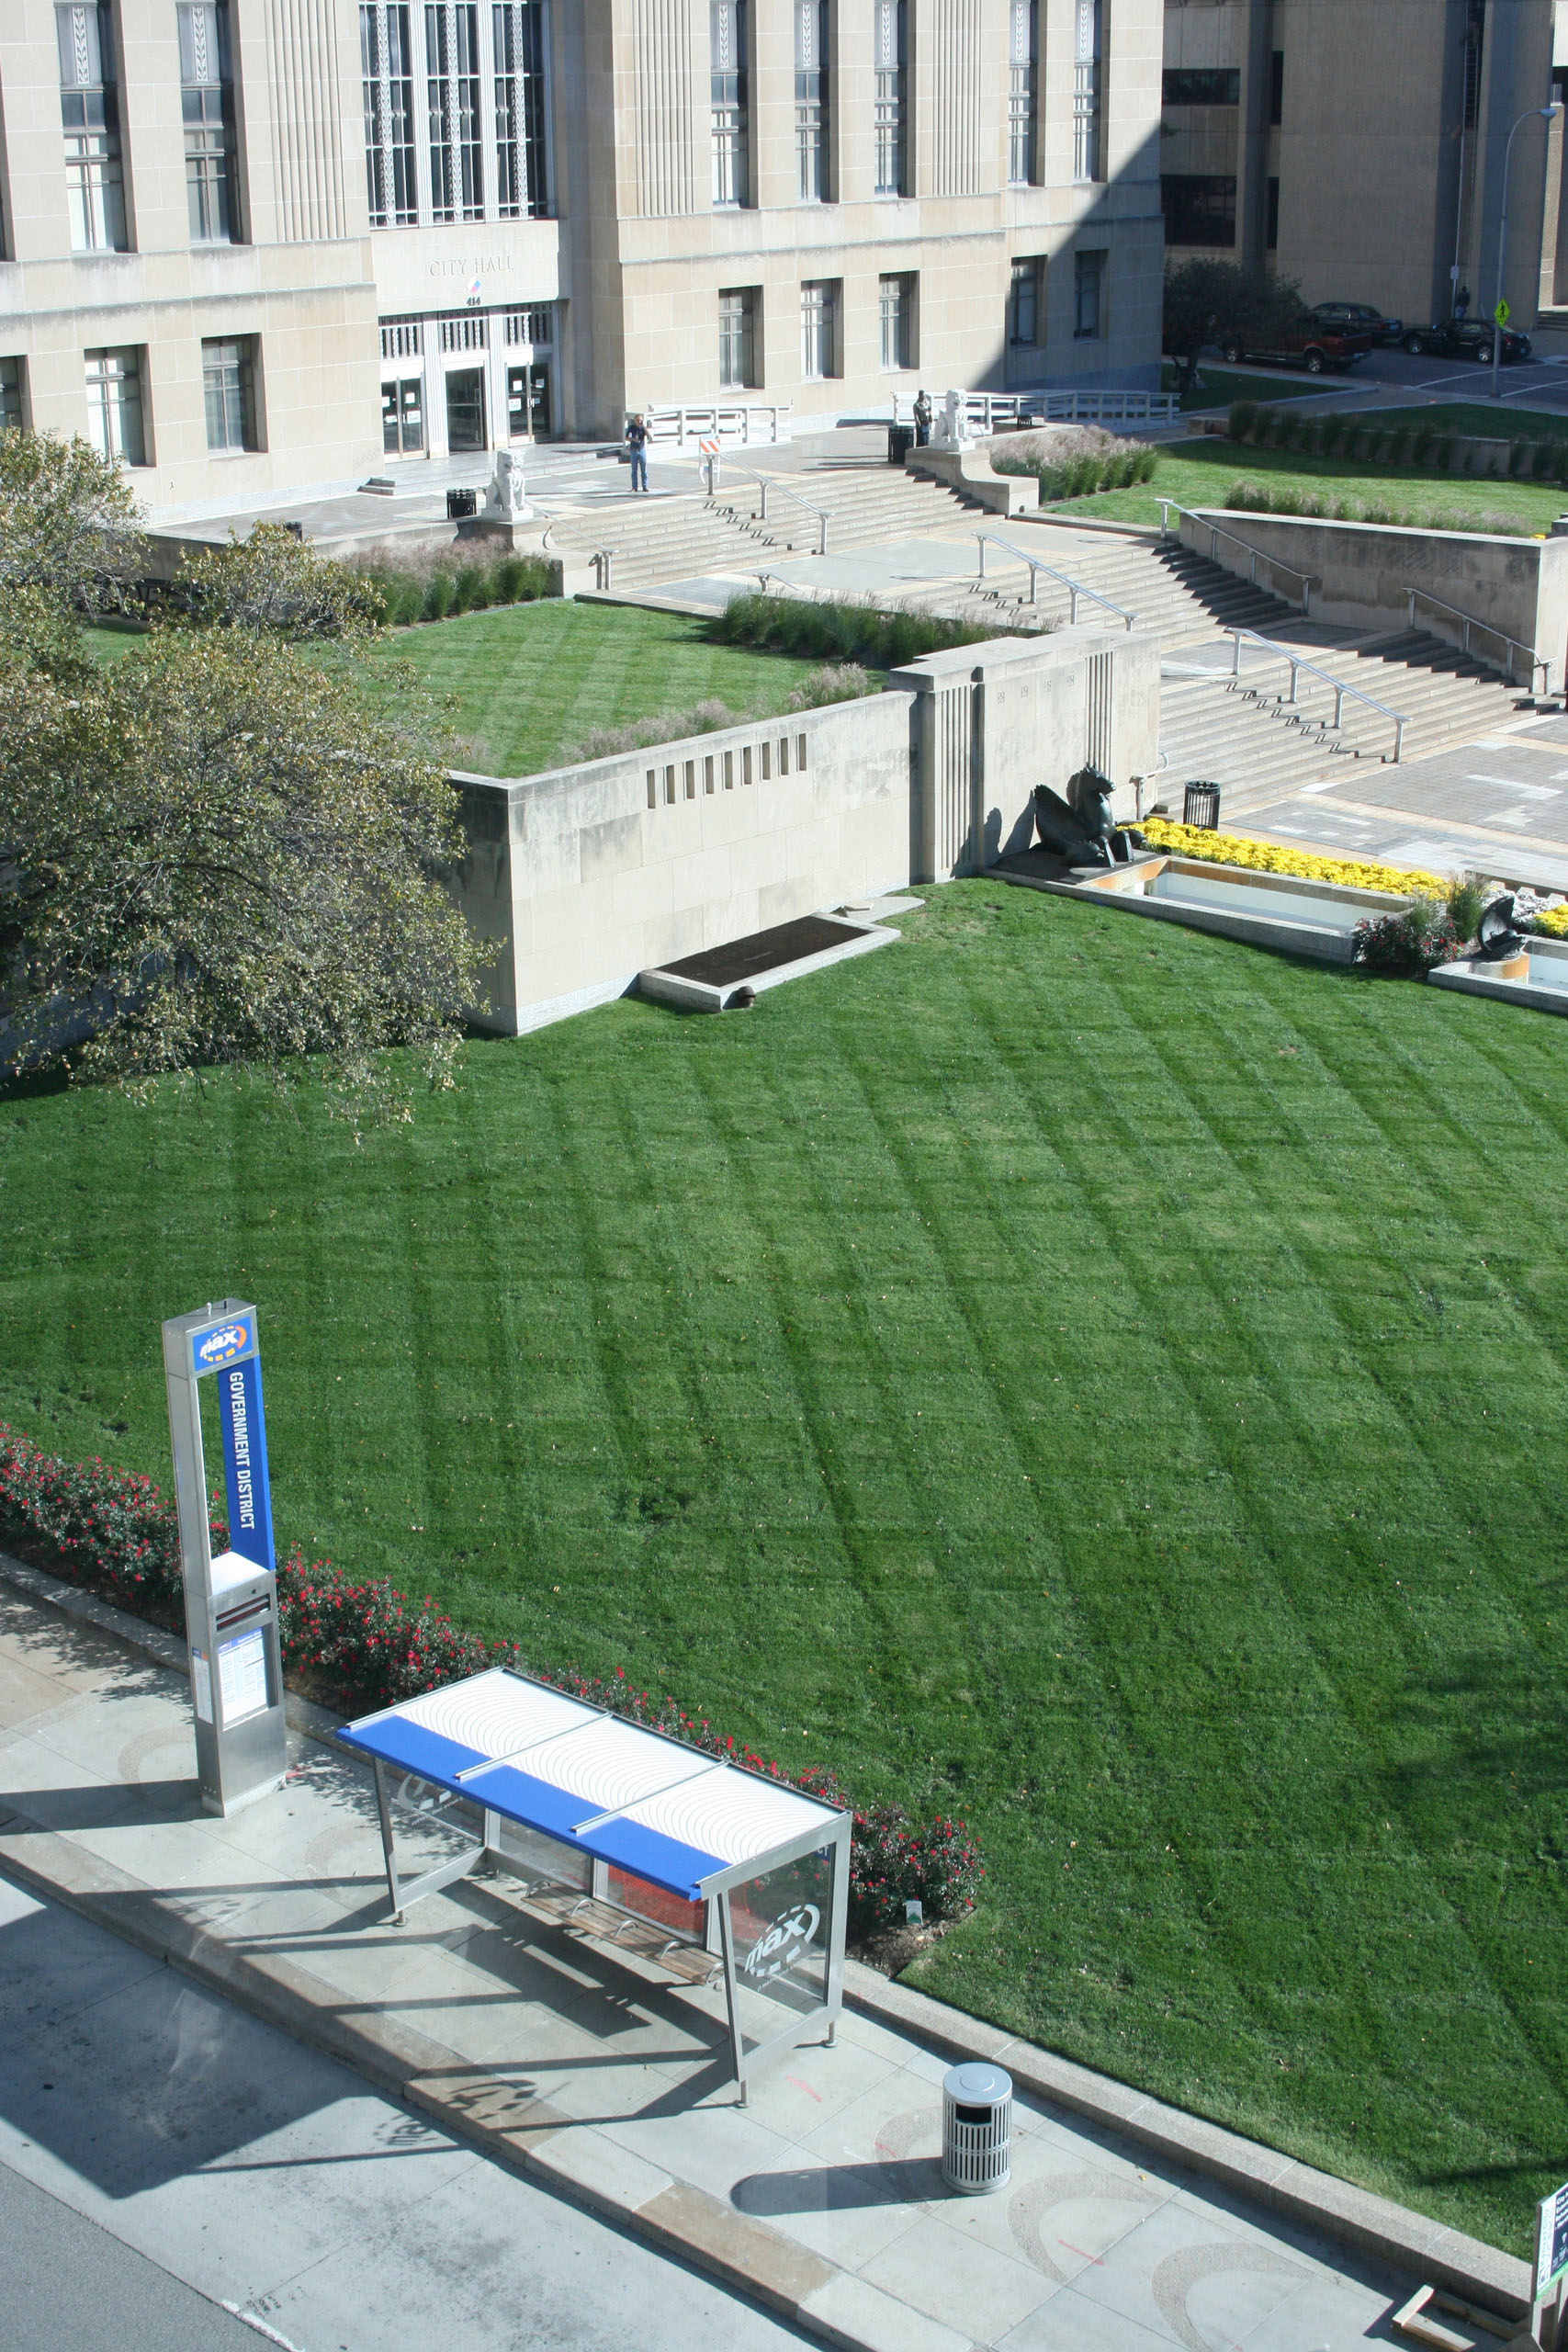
(888, 424, 914, 466)
(942, 2062, 1012, 2195)
(446, 487, 478, 521)
(1183, 780, 1222, 830)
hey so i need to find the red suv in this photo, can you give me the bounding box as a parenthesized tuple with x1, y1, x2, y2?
(1218, 316, 1375, 374)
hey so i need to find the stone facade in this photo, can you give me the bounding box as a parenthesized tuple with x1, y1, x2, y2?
(0, 0, 1166, 518)
(1160, 0, 1558, 332)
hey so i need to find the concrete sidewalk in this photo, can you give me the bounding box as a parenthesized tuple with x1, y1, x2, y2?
(0, 1562, 1531, 2352)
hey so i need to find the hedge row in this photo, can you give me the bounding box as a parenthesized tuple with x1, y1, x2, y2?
(1226, 400, 1568, 487)
(715, 591, 993, 667)
(362, 550, 552, 628)
(0, 1424, 983, 1933)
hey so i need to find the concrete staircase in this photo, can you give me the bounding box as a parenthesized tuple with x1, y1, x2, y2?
(546, 493, 782, 592)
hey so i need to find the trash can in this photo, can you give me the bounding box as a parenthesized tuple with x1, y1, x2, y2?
(1183, 780, 1222, 831)
(888, 424, 914, 466)
(446, 487, 478, 521)
(942, 2062, 1012, 2196)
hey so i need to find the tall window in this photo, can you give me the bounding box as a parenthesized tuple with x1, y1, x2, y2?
(426, 4, 483, 222)
(1074, 248, 1104, 340)
(874, 0, 906, 197)
(494, 1, 548, 218)
(57, 3, 127, 254)
(1008, 255, 1042, 346)
(85, 347, 145, 466)
(178, 3, 238, 243)
(1008, 0, 1038, 186)
(203, 335, 258, 451)
(1269, 49, 1283, 126)
(1266, 175, 1280, 250)
(711, 2, 749, 206)
(360, 4, 417, 226)
(795, 0, 829, 201)
(0, 358, 24, 435)
(879, 274, 913, 370)
(718, 288, 756, 389)
(1073, 0, 1102, 184)
(800, 279, 837, 379)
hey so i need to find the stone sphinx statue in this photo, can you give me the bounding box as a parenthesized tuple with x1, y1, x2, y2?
(1032, 764, 1140, 868)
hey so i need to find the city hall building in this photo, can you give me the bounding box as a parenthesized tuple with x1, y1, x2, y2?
(0, 0, 1165, 517)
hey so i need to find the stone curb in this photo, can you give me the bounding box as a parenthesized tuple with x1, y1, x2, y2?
(0, 1550, 1531, 2328)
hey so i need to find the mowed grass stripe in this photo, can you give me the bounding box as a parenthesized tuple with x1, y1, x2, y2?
(2, 883, 1564, 2249)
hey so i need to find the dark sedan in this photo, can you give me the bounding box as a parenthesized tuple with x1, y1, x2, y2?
(1403, 319, 1533, 363)
(1312, 300, 1404, 345)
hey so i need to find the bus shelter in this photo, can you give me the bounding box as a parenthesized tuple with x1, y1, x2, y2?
(338, 1668, 850, 2101)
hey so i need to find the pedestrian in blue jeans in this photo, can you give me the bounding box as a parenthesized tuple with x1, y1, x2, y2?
(626, 411, 649, 493)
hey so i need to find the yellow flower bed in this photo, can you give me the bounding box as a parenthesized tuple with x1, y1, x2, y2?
(1536, 902, 1568, 937)
(1136, 819, 1445, 899)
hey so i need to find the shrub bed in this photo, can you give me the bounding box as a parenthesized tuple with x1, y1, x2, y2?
(361, 549, 551, 628)
(991, 425, 1158, 503)
(1223, 476, 1529, 536)
(714, 591, 993, 667)
(558, 662, 878, 764)
(0, 1423, 983, 1934)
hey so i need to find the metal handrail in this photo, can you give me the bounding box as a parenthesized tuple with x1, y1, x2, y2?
(974, 532, 1134, 628)
(1225, 628, 1408, 763)
(1159, 500, 1316, 615)
(1405, 586, 1552, 695)
(717, 460, 830, 554)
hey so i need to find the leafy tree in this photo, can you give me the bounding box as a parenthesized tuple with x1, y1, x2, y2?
(0, 427, 140, 616)
(1163, 260, 1305, 389)
(0, 438, 484, 1113)
(176, 521, 385, 639)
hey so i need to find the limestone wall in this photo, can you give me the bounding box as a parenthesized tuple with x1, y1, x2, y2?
(453, 628, 1163, 1034)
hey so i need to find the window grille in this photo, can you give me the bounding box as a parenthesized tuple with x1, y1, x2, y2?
(85, 346, 145, 464)
(56, 3, 127, 254)
(426, 2, 483, 223)
(0, 358, 23, 435)
(873, 0, 906, 196)
(795, 0, 829, 202)
(439, 311, 488, 350)
(1008, 256, 1041, 346)
(711, 0, 749, 207)
(360, 4, 417, 226)
(1073, 248, 1104, 340)
(1073, 0, 1101, 184)
(380, 318, 424, 357)
(494, 1, 548, 218)
(178, 3, 238, 243)
(504, 304, 554, 346)
(800, 278, 836, 379)
(202, 334, 258, 451)
(878, 274, 912, 371)
(1008, 0, 1037, 185)
(719, 288, 755, 388)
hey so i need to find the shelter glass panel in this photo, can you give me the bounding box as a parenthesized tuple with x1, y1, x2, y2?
(728, 1846, 835, 2041)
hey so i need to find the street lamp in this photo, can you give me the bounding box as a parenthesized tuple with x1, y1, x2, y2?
(1493, 101, 1562, 401)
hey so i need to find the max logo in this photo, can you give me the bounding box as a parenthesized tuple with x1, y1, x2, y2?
(196, 1320, 251, 1369)
(741, 1903, 819, 1983)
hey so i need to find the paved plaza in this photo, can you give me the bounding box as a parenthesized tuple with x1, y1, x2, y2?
(0, 1561, 1530, 2352)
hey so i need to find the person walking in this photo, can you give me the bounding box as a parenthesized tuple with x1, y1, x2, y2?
(625, 410, 649, 493)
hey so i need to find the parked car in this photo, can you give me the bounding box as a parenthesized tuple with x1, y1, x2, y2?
(1311, 300, 1404, 345)
(1218, 315, 1375, 373)
(1401, 319, 1533, 364)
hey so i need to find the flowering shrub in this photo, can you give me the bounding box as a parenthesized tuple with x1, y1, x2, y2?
(1137, 820, 1444, 899)
(0, 1424, 984, 1932)
(1351, 899, 1461, 972)
(1533, 901, 1568, 938)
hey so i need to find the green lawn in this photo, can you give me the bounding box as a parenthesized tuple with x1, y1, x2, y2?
(1055, 435, 1568, 532)
(1163, 364, 1335, 413)
(4, 888, 1565, 2258)
(357, 600, 836, 777)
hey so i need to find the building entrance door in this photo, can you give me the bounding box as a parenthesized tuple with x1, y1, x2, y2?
(506, 363, 552, 439)
(446, 368, 487, 452)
